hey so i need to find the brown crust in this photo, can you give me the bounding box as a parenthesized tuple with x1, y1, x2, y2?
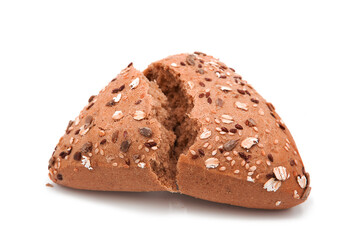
(144, 53, 310, 209)
(48, 52, 310, 209)
(48, 65, 176, 192)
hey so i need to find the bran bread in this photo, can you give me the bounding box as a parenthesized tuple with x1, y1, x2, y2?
(48, 64, 177, 192)
(144, 52, 311, 209)
(48, 53, 311, 209)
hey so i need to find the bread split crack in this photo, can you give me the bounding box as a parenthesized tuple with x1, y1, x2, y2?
(145, 65, 200, 192)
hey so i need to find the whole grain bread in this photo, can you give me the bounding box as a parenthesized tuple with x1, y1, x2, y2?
(48, 53, 310, 209)
(48, 65, 177, 192)
(144, 53, 311, 209)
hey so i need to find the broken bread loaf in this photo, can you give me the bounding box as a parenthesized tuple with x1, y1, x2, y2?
(48, 64, 177, 192)
(144, 53, 310, 209)
(48, 53, 310, 209)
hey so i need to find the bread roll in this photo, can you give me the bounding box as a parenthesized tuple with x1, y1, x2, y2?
(144, 53, 310, 209)
(49, 53, 310, 209)
(48, 64, 177, 192)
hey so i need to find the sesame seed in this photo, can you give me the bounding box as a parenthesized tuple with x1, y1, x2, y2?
(221, 114, 234, 124)
(133, 110, 146, 120)
(211, 150, 217, 156)
(112, 111, 124, 121)
(261, 149, 266, 156)
(129, 77, 140, 89)
(219, 166, 226, 171)
(247, 176, 255, 183)
(200, 129, 212, 139)
(258, 108, 265, 116)
(249, 166, 257, 172)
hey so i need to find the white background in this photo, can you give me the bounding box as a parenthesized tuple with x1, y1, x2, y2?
(0, 0, 359, 239)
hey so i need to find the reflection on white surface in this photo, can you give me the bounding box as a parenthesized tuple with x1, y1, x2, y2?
(54, 183, 310, 219)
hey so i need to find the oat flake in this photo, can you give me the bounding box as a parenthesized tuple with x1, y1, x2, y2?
(241, 137, 258, 150)
(297, 175, 307, 189)
(133, 110, 146, 120)
(205, 158, 219, 168)
(112, 110, 124, 121)
(264, 178, 281, 192)
(273, 166, 287, 181)
(113, 93, 122, 103)
(81, 156, 93, 171)
(235, 102, 248, 111)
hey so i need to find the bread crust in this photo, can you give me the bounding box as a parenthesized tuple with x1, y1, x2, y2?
(145, 53, 311, 209)
(49, 53, 310, 209)
(48, 65, 176, 192)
